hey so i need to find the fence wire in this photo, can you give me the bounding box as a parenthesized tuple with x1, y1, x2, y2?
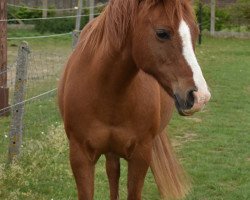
(7, 3, 107, 11)
(0, 13, 102, 22)
(7, 32, 72, 40)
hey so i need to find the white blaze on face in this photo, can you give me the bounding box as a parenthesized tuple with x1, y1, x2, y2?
(178, 19, 211, 100)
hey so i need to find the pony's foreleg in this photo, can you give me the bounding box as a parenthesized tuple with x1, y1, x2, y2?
(105, 153, 120, 200)
(127, 144, 152, 200)
(69, 139, 96, 200)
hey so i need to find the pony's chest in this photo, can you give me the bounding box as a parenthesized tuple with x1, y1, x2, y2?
(90, 89, 160, 128)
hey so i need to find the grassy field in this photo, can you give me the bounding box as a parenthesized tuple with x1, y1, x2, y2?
(0, 31, 250, 200)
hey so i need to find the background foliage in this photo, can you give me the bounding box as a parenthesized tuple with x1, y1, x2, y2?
(194, 0, 250, 32)
(34, 17, 89, 34)
(7, 5, 55, 24)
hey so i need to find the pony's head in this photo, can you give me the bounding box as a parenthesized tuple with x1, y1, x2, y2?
(131, 0, 211, 115)
(80, 0, 211, 116)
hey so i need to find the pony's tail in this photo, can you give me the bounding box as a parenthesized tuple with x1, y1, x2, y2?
(150, 132, 190, 199)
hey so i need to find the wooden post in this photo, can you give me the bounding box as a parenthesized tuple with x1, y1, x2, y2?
(42, 0, 48, 18)
(8, 42, 30, 163)
(72, 30, 80, 49)
(198, 0, 203, 45)
(89, 0, 94, 21)
(210, 0, 216, 36)
(0, 0, 9, 117)
(73, 0, 83, 48)
(75, 0, 83, 31)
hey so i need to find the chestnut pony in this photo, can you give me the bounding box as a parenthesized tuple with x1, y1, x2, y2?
(58, 0, 211, 199)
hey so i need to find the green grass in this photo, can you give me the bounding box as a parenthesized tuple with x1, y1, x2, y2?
(1, 35, 250, 199)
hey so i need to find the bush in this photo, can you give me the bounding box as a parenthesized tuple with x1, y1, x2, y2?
(229, 0, 250, 30)
(7, 3, 105, 33)
(194, 4, 230, 31)
(194, 0, 250, 32)
(7, 5, 55, 24)
(34, 16, 89, 34)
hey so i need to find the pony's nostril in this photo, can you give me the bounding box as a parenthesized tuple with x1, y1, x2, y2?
(186, 90, 195, 109)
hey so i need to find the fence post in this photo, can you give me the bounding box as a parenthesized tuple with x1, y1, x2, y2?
(210, 0, 216, 36)
(0, 0, 9, 117)
(89, 0, 94, 21)
(8, 42, 30, 163)
(72, 30, 80, 49)
(73, 0, 84, 49)
(75, 0, 83, 31)
(42, 0, 48, 18)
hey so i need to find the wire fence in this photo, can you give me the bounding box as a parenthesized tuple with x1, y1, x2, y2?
(7, 0, 77, 8)
(0, 42, 69, 163)
(7, 3, 107, 11)
(7, 32, 72, 40)
(1, 13, 102, 22)
(3, 1, 249, 39)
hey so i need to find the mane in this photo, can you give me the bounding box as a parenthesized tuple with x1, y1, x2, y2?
(76, 0, 194, 54)
(77, 0, 138, 54)
(181, 0, 197, 25)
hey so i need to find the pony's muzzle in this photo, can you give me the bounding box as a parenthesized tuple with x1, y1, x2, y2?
(174, 90, 211, 116)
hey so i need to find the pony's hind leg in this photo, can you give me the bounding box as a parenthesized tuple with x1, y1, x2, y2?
(127, 144, 152, 200)
(105, 153, 120, 200)
(69, 139, 97, 200)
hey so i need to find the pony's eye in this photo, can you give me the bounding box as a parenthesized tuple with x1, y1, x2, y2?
(156, 29, 171, 40)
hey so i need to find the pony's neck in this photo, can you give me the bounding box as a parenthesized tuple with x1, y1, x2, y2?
(76, 0, 139, 93)
(95, 43, 138, 94)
